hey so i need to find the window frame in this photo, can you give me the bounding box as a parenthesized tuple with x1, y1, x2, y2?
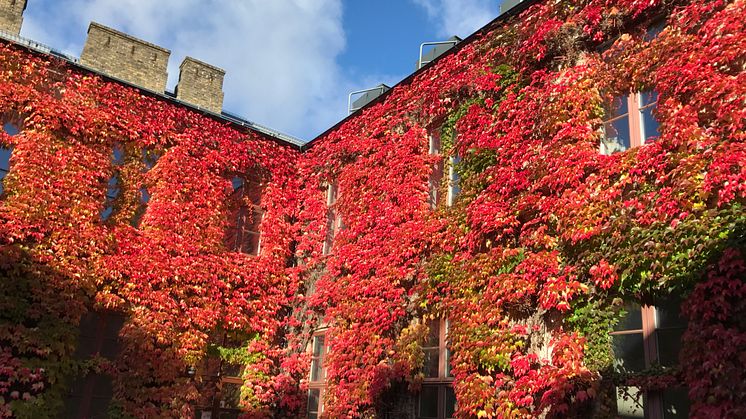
(610, 302, 688, 419)
(307, 331, 329, 419)
(322, 181, 341, 255)
(226, 173, 264, 256)
(418, 318, 455, 419)
(601, 91, 659, 155)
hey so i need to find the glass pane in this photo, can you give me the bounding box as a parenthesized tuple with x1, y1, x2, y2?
(310, 359, 323, 382)
(423, 348, 439, 378)
(231, 177, 243, 190)
(616, 386, 645, 418)
(308, 388, 320, 412)
(445, 386, 457, 418)
(418, 386, 439, 418)
(313, 336, 325, 357)
(656, 298, 686, 329)
(612, 333, 646, 372)
(656, 328, 684, 367)
(426, 320, 439, 347)
(605, 96, 629, 118)
(602, 117, 631, 154)
(662, 388, 690, 418)
(641, 106, 659, 142)
(614, 304, 643, 331)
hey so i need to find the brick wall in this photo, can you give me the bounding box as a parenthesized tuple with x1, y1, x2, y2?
(80, 22, 170, 93)
(176, 56, 225, 113)
(0, 0, 26, 35)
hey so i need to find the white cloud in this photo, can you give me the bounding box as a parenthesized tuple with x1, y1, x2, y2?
(20, 0, 359, 140)
(412, 0, 500, 38)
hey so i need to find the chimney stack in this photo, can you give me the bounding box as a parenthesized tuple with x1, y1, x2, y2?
(80, 22, 170, 93)
(175, 57, 225, 113)
(0, 0, 26, 35)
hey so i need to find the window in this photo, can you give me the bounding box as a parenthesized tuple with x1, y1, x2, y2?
(226, 173, 263, 255)
(323, 181, 340, 255)
(419, 319, 455, 419)
(428, 134, 444, 208)
(611, 299, 689, 418)
(601, 91, 659, 155)
(194, 332, 248, 419)
(1, 122, 19, 196)
(101, 146, 123, 221)
(446, 155, 461, 207)
(308, 333, 328, 419)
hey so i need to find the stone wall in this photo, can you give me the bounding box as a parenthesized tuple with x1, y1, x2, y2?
(80, 22, 170, 93)
(176, 57, 225, 113)
(0, 0, 26, 35)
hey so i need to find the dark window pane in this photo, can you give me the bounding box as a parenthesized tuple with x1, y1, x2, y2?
(656, 328, 685, 367)
(646, 22, 665, 41)
(614, 304, 643, 331)
(232, 177, 243, 190)
(602, 117, 631, 154)
(308, 389, 320, 412)
(310, 359, 323, 382)
(662, 388, 690, 418)
(418, 386, 439, 418)
(656, 298, 686, 329)
(445, 385, 457, 418)
(612, 333, 646, 372)
(423, 348, 439, 378)
(426, 320, 439, 347)
(313, 336, 325, 357)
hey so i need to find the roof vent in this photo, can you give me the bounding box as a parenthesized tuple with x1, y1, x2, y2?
(347, 84, 390, 115)
(417, 36, 461, 70)
(501, 0, 524, 12)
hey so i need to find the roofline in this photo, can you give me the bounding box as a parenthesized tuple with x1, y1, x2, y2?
(87, 22, 171, 54)
(0, 32, 305, 150)
(301, 0, 540, 151)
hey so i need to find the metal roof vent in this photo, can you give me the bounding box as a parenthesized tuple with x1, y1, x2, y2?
(347, 84, 391, 115)
(417, 36, 461, 70)
(500, 0, 524, 14)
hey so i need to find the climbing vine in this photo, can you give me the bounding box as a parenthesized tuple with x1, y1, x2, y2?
(0, 0, 744, 418)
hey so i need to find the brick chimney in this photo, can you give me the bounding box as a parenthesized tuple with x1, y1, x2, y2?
(80, 22, 170, 93)
(175, 57, 225, 113)
(0, 0, 26, 35)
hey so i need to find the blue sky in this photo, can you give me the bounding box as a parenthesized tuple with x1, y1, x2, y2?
(19, 1, 506, 141)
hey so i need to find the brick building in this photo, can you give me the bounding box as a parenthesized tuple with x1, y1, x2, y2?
(1, 0, 744, 418)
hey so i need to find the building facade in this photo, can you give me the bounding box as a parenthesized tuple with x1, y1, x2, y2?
(0, 0, 744, 418)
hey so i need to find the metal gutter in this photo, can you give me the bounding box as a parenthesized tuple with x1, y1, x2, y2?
(301, 0, 540, 152)
(0, 31, 306, 150)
